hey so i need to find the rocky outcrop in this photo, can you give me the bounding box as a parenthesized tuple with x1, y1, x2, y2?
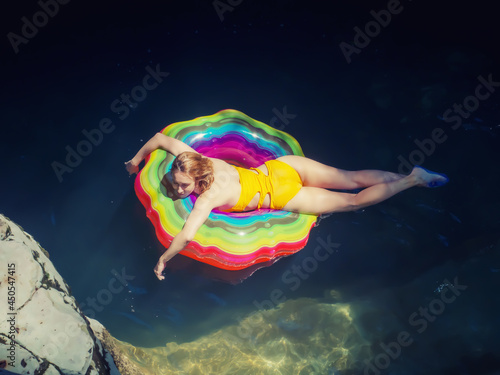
(88, 320, 147, 375)
(0, 214, 121, 375)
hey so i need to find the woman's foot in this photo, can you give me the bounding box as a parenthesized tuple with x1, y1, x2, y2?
(411, 166, 449, 188)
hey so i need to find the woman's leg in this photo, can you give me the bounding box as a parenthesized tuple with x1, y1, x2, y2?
(277, 155, 404, 190)
(281, 162, 448, 215)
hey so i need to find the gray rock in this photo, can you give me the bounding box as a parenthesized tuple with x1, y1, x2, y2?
(0, 214, 121, 375)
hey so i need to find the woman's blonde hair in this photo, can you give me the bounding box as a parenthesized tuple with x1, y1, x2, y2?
(171, 152, 214, 194)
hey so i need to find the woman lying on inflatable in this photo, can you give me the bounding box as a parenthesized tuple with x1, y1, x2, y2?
(125, 112, 448, 281)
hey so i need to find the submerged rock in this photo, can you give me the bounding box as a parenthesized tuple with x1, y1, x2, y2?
(88, 319, 147, 375)
(0, 214, 120, 375)
(104, 297, 370, 374)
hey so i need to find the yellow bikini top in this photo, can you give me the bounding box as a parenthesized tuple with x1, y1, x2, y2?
(225, 164, 272, 212)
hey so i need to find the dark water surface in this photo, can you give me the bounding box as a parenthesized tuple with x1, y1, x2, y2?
(2, 1, 499, 374)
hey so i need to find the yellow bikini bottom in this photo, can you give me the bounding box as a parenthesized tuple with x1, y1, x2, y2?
(225, 160, 303, 212)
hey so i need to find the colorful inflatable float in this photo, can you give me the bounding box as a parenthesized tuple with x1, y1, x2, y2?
(135, 109, 318, 270)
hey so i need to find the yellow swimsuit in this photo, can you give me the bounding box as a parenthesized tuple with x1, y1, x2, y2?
(224, 160, 303, 212)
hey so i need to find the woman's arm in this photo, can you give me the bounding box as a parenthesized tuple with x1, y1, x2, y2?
(125, 133, 198, 174)
(153, 196, 214, 280)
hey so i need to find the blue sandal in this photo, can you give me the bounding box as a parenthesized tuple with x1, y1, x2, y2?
(415, 166, 449, 188)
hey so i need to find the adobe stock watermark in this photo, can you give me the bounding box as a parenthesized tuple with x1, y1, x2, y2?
(7, 0, 71, 54)
(213, 0, 243, 22)
(364, 276, 467, 375)
(397, 73, 499, 174)
(51, 63, 169, 183)
(339, 0, 409, 64)
(269, 106, 297, 130)
(79, 268, 135, 319)
(223, 235, 340, 345)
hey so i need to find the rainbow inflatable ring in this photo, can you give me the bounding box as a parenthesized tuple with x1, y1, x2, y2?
(135, 109, 318, 270)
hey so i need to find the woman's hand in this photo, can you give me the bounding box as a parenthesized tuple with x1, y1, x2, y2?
(154, 257, 167, 280)
(125, 160, 139, 175)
